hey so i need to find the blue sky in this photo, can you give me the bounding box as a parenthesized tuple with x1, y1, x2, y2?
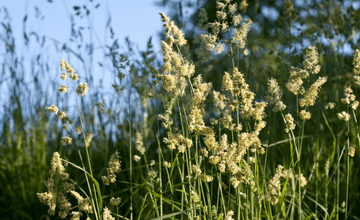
(1, 0, 167, 119)
(1, 0, 164, 87)
(2, 0, 164, 51)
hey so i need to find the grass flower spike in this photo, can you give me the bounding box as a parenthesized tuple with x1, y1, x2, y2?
(76, 82, 89, 97)
(45, 105, 59, 115)
(58, 84, 68, 93)
(102, 150, 122, 185)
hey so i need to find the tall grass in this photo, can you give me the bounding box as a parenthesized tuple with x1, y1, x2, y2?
(1, 0, 360, 219)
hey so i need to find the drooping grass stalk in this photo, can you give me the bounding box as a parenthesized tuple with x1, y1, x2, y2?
(65, 155, 102, 219)
(77, 151, 100, 219)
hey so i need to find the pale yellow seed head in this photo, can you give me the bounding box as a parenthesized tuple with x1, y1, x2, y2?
(133, 155, 141, 162)
(46, 105, 59, 115)
(110, 197, 121, 206)
(76, 83, 89, 97)
(60, 73, 67, 80)
(337, 111, 351, 121)
(103, 207, 115, 220)
(349, 146, 355, 157)
(201, 174, 214, 182)
(299, 110, 311, 120)
(58, 84, 68, 93)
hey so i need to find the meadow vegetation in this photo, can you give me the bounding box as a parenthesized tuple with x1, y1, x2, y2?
(1, 0, 360, 219)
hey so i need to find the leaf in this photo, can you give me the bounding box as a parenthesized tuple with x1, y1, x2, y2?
(66, 160, 103, 214)
(23, 15, 27, 23)
(95, 3, 100, 8)
(73, 6, 80, 10)
(278, 174, 289, 206)
(153, 208, 197, 219)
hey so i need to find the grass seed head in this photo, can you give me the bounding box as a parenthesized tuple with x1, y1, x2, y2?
(285, 113, 296, 133)
(110, 197, 121, 206)
(70, 211, 82, 220)
(76, 83, 89, 97)
(349, 146, 355, 157)
(337, 111, 351, 121)
(133, 155, 141, 162)
(299, 110, 311, 120)
(58, 84, 68, 93)
(46, 105, 59, 115)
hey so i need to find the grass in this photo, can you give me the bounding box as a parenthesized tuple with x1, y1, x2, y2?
(1, 0, 360, 219)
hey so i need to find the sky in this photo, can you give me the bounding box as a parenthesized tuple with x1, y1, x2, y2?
(1, 0, 165, 85)
(0, 0, 167, 119)
(1, 0, 164, 53)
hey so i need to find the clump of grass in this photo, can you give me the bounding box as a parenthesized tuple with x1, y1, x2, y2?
(34, 0, 360, 219)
